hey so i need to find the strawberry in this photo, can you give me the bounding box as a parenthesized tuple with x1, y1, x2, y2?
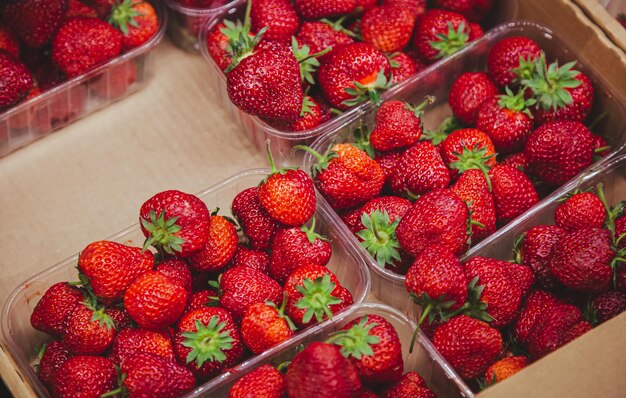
(375, 150, 404, 185)
(388, 51, 421, 84)
(0, 24, 19, 58)
(302, 143, 385, 210)
(500, 152, 529, 172)
(285, 342, 362, 397)
(516, 224, 566, 291)
(475, 88, 536, 154)
(357, 210, 413, 274)
(555, 191, 606, 231)
(109, 0, 159, 51)
(432, 315, 502, 379)
(448, 72, 499, 125)
(395, 189, 469, 257)
(217, 265, 283, 319)
(361, 6, 415, 53)
(2, 0, 68, 49)
(561, 320, 592, 344)
(139, 189, 211, 257)
(370, 98, 432, 153)
(527, 302, 584, 359)
(589, 291, 626, 324)
(174, 307, 244, 380)
(229, 364, 286, 398)
(486, 36, 542, 88)
(548, 228, 615, 293)
(284, 95, 330, 132)
(592, 134, 611, 159)
(82, 0, 115, 18)
(293, 0, 357, 20)
(189, 211, 238, 273)
(259, 146, 316, 227)
(52, 355, 117, 398)
(62, 300, 117, 355)
(155, 258, 193, 303)
(65, 0, 98, 18)
(231, 186, 282, 251)
(382, 372, 435, 398)
(124, 271, 188, 330)
(110, 327, 175, 365)
(390, 141, 450, 196)
(186, 288, 218, 312)
(512, 289, 561, 345)
(78, 240, 154, 303)
(412, 9, 471, 63)
(382, 0, 427, 17)
(450, 170, 495, 243)
(488, 164, 539, 223)
(51, 17, 123, 78)
(251, 0, 299, 43)
(0, 51, 33, 108)
(206, 22, 236, 71)
(318, 42, 391, 110)
(440, 128, 497, 182)
(435, 0, 493, 22)
(241, 294, 295, 354)
(37, 340, 73, 388)
(30, 282, 84, 337)
(232, 244, 271, 274)
(483, 356, 528, 385)
(284, 264, 353, 328)
(329, 314, 404, 385)
(269, 219, 332, 283)
(344, 196, 412, 234)
(106, 352, 196, 398)
(296, 20, 355, 60)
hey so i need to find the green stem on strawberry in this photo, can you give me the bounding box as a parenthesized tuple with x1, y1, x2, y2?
(405, 96, 436, 117)
(343, 69, 392, 108)
(294, 274, 343, 324)
(321, 16, 360, 39)
(356, 210, 402, 268)
(108, 0, 143, 36)
(292, 37, 332, 85)
(429, 21, 469, 59)
(182, 318, 235, 367)
(512, 232, 526, 264)
(498, 86, 536, 117)
(141, 210, 186, 255)
(101, 369, 127, 398)
(449, 145, 495, 191)
(223, 0, 268, 73)
(301, 217, 328, 244)
(293, 145, 338, 178)
(408, 301, 432, 354)
(325, 316, 380, 360)
(267, 292, 297, 331)
(421, 116, 463, 145)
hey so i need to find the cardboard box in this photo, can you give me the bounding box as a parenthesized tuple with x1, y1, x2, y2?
(574, 0, 626, 54)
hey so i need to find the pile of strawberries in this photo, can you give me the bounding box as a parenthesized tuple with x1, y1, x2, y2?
(28, 151, 356, 397)
(303, 34, 607, 276)
(403, 183, 626, 389)
(206, 0, 494, 132)
(0, 0, 159, 119)
(228, 313, 436, 398)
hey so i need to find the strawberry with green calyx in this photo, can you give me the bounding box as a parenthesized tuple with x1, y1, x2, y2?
(62, 295, 117, 355)
(284, 95, 329, 131)
(344, 196, 412, 234)
(413, 10, 470, 62)
(420, 115, 464, 146)
(37, 340, 73, 388)
(189, 209, 239, 273)
(388, 51, 421, 84)
(555, 188, 606, 232)
(241, 293, 297, 354)
(292, 37, 332, 87)
(441, 128, 497, 187)
(487, 36, 543, 88)
(296, 19, 356, 61)
(357, 210, 402, 268)
(448, 71, 499, 125)
(222, 0, 267, 74)
(108, 0, 159, 51)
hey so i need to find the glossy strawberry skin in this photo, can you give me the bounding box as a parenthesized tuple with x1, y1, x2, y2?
(2, 0, 69, 48)
(0, 51, 33, 108)
(37, 340, 73, 388)
(52, 355, 117, 398)
(241, 302, 295, 354)
(361, 6, 415, 53)
(413, 9, 470, 62)
(296, 21, 354, 60)
(232, 187, 283, 251)
(155, 258, 193, 304)
(513, 290, 561, 345)
(382, 371, 435, 398)
(390, 141, 451, 196)
(527, 302, 583, 359)
(390, 52, 421, 84)
(484, 356, 528, 384)
(250, 0, 299, 43)
(293, 0, 357, 20)
(31, 282, 84, 337)
(476, 96, 534, 154)
(448, 72, 499, 125)
(519, 225, 566, 291)
(186, 288, 218, 313)
(383, 0, 427, 17)
(62, 304, 116, 355)
(432, 315, 502, 379)
(396, 189, 469, 257)
(232, 244, 271, 274)
(269, 227, 332, 283)
(206, 22, 235, 71)
(590, 291, 626, 324)
(451, 169, 496, 243)
(489, 164, 539, 224)
(440, 128, 497, 179)
(110, 327, 175, 365)
(119, 352, 196, 398)
(116, 0, 159, 51)
(533, 72, 594, 124)
(370, 101, 424, 153)
(259, 169, 316, 227)
(189, 214, 238, 273)
(0, 24, 20, 58)
(343, 196, 412, 234)
(487, 36, 543, 87)
(285, 95, 330, 131)
(229, 364, 286, 398)
(219, 266, 283, 319)
(554, 192, 606, 231)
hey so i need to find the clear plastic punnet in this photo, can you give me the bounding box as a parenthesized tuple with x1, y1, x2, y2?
(0, 168, 371, 398)
(0, 0, 168, 158)
(302, 22, 626, 314)
(199, 0, 519, 167)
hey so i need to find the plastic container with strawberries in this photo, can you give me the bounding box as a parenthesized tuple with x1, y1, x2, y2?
(199, 0, 519, 167)
(0, 168, 370, 398)
(0, 0, 167, 158)
(302, 21, 626, 313)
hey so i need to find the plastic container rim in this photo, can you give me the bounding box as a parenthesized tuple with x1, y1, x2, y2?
(164, 0, 240, 16)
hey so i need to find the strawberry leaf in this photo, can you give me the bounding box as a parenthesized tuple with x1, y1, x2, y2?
(182, 317, 234, 367)
(356, 210, 402, 268)
(294, 275, 342, 324)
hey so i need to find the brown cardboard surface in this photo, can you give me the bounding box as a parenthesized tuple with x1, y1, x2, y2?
(574, 0, 626, 54)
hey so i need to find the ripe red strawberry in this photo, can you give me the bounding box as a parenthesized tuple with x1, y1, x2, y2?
(62, 301, 117, 355)
(440, 128, 497, 181)
(389, 51, 421, 84)
(483, 356, 528, 385)
(516, 224, 566, 291)
(390, 141, 451, 196)
(382, 372, 435, 398)
(561, 320, 592, 344)
(229, 364, 286, 398)
(37, 340, 73, 388)
(284, 264, 353, 328)
(343, 195, 412, 234)
(527, 302, 583, 359)
(124, 271, 188, 329)
(589, 291, 626, 324)
(555, 191, 606, 231)
(189, 212, 238, 273)
(318, 42, 391, 110)
(432, 315, 502, 379)
(383, 0, 427, 17)
(500, 152, 529, 172)
(232, 244, 271, 274)
(293, 0, 357, 20)
(217, 265, 283, 319)
(375, 150, 404, 185)
(329, 314, 404, 384)
(110, 327, 175, 365)
(361, 6, 415, 53)
(155, 258, 193, 303)
(52, 355, 117, 398)
(286, 342, 362, 398)
(65, 0, 98, 18)
(303, 143, 385, 210)
(488, 164, 539, 223)
(82, 0, 115, 18)
(487, 36, 543, 88)
(356, 209, 412, 273)
(109, 0, 159, 51)
(51, 17, 122, 78)
(206, 22, 235, 71)
(0, 25, 19, 58)
(232, 186, 283, 251)
(548, 228, 615, 293)
(296, 20, 355, 60)
(370, 99, 432, 153)
(592, 134, 611, 159)
(30, 282, 84, 337)
(269, 220, 332, 283)
(259, 148, 316, 227)
(0, 51, 33, 109)
(396, 189, 469, 257)
(283, 95, 330, 132)
(2, 0, 69, 49)
(448, 72, 499, 125)
(78, 240, 154, 303)
(174, 307, 244, 380)
(139, 189, 211, 257)
(476, 88, 536, 154)
(250, 0, 299, 43)
(436, 0, 493, 22)
(512, 289, 561, 345)
(186, 287, 218, 312)
(413, 9, 471, 63)
(451, 169, 496, 243)
(241, 295, 295, 354)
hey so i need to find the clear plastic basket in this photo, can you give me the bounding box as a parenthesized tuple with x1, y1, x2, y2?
(0, 0, 168, 158)
(0, 168, 371, 398)
(198, 0, 519, 167)
(302, 21, 626, 314)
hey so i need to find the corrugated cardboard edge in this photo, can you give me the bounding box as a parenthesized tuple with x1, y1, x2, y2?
(573, 0, 626, 54)
(0, 340, 36, 398)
